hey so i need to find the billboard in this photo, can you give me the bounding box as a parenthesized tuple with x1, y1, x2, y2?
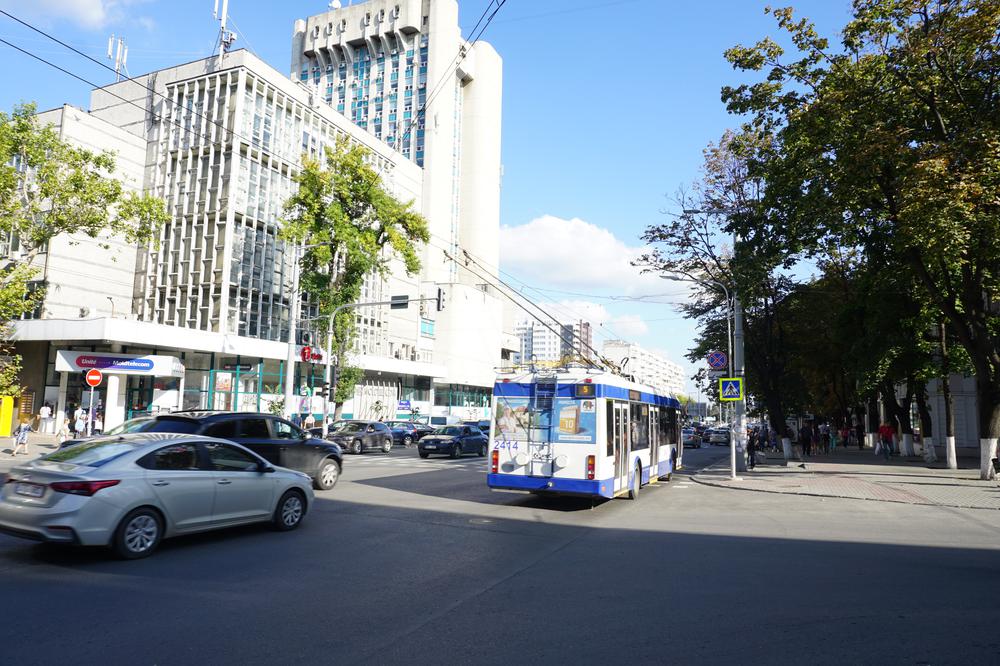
(493, 397, 596, 444)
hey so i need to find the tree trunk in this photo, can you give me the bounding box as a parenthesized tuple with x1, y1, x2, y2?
(940, 321, 957, 470)
(915, 384, 937, 464)
(899, 381, 915, 456)
(977, 377, 1000, 481)
(866, 394, 880, 451)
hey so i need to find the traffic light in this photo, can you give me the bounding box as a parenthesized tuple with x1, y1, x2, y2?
(316, 382, 330, 399)
(436, 287, 445, 311)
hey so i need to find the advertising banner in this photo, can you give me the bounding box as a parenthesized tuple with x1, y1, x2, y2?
(493, 396, 597, 444)
(55, 350, 185, 377)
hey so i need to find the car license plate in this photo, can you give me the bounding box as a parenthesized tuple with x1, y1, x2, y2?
(424, 445, 437, 449)
(15, 482, 44, 498)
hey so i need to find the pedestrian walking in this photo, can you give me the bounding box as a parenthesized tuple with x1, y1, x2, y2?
(800, 422, 813, 457)
(71, 404, 84, 436)
(877, 421, 894, 460)
(747, 430, 758, 470)
(93, 412, 104, 436)
(12, 418, 31, 455)
(855, 422, 865, 450)
(38, 402, 52, 434)
(57, 418, 70, 444)
(74, 410, 87, 438)
(819, 423, 831, 454)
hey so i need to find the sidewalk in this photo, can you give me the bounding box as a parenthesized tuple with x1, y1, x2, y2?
(692, 447, 1000, 510)
(0, 433, 62, 478)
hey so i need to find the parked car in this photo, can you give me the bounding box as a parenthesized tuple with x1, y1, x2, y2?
(462, 420, 492, 435)
(58, 416, 155, 448)
(384, 420, 433, 446)
(682, 427, 701, 448)
(418, 425, 488, 459)
(0, 433, 313, 559)
(66, 412, 344, 491)
(322, 420, 394, 454)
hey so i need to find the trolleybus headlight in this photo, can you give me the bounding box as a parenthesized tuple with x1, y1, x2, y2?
(586, 455, 595, 480)
(491, 449, 498, 473)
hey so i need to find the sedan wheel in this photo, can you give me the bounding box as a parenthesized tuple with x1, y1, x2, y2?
(403, 435, 413, 447)
(382, 438, 392, 454)
(315, 459, 341, 490)
(273, 490, 305, 531)
(352, 439, 363, 455)
(113, 508, 162, 559)
(478, 443, 487, 457)
(419, 451, 429, 459)
(450, 443, 462, 459)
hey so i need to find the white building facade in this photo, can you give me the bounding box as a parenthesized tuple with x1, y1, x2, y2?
(512, 319, 593, 366)
(601, 340, 684, 396)
(11, 1, 503, 431)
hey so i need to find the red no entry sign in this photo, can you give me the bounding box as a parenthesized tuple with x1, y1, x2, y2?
(85, 368, 103, 387)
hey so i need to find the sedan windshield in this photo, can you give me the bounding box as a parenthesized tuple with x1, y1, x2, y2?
(435, 426, 463, 436)
(332, 422, 364, 433)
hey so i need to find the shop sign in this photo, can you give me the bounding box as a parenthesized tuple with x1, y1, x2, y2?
(299, 346, 324, 363)
(55, 350, 185, 377)
(398, 400, 411, 410)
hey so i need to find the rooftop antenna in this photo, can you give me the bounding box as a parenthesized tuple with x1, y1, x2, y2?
(213, 0, 237, 61)
(107, 34, 129, 82)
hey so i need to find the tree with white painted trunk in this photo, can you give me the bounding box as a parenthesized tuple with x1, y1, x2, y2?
(723, 2, 1000, 479)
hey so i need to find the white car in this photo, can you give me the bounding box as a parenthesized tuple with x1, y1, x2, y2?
(0, 433, 314, 559)
(682, 428, 701, 448)
(708, 428, 732, 445)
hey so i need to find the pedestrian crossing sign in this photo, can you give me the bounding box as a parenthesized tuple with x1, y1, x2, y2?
(719, 378, 743, 402)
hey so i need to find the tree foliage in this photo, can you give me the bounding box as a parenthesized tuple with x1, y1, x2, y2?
(0, 103, 168, 396)
(283, 136, 430, 407)
(722, 1, 1000, 475)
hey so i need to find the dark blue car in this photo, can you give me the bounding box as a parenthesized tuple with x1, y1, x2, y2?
(384, 420, 433, 446)
(417, 425, 488, 459)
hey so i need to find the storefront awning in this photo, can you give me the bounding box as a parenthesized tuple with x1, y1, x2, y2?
(55, 350, 185, 377)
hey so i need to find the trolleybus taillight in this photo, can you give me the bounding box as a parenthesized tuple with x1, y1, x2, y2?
(586, 455, 595, 480)
(491, 449, 499, 473)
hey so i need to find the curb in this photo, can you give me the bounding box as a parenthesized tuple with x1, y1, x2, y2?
(691, 462, 1000, 512)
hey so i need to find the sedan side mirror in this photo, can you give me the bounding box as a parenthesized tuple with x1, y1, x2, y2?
(258, 462, 275, 473)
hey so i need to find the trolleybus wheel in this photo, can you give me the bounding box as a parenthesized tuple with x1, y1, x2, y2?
(628, 462, 641, 501)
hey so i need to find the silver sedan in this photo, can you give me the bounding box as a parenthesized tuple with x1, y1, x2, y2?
(0, 433, 314, 559)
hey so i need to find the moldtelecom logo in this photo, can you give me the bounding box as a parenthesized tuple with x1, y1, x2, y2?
(75, 355, 155, 372)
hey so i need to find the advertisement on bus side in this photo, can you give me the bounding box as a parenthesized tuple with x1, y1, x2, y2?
(493, 397, 596, 444)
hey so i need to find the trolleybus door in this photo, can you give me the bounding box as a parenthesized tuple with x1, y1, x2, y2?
(613, 401, 630, 492)
(650, 406, 659, 477)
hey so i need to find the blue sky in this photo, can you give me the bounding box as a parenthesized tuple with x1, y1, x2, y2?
(0, 0, 854, 394)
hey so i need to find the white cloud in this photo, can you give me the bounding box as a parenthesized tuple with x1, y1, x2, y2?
(523, 299, 650, 343)
(500, 215, 673, 296)
(0, 0, 148, 30)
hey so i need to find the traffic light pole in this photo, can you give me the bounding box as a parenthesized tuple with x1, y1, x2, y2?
(320, 292, 444, 438)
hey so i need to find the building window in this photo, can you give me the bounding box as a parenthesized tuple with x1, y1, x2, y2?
(420, 318, 435, 337)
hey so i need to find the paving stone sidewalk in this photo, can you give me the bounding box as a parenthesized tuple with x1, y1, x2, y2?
(692, 447, 1000, 510)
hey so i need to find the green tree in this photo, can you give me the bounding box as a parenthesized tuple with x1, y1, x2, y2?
(723, 2, 1000, 477)
(0, 103, 167, 396)
(283, 136, 429, 416)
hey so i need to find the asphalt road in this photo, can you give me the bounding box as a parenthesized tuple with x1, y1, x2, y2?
(2, 443, 999, 665)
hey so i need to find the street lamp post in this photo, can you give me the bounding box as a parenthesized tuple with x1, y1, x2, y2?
(661, 273, 737, 480)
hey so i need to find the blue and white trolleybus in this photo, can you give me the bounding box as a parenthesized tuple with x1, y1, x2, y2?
(487, 368, 683, 499)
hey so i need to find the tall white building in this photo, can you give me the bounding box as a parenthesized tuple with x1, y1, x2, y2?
(10, 1, 504, 431)
(602, 340, 685, 396)
(512, 319, 593, 365)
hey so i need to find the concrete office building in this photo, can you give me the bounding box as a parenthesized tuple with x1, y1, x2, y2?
(512, 319, 594, 366)
(601, 340, 685, 396)
(11, 1, 503, 432)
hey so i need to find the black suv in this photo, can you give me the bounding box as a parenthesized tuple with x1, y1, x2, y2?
(102, 412, 344, 491)
(314, 420, 393, 454)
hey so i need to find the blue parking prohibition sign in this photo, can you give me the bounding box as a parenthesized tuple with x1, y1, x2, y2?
(719, 378, 743, 402)
(707, 351, 728, 370)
